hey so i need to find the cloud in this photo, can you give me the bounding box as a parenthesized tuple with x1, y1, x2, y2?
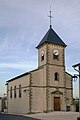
(0, 60, 37, 71)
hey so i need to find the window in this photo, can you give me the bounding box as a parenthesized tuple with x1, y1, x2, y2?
(14, 86, 16, 98)
(41, 54, 44, 61)
(66, 106, 70, 111)
(19, 84, 22, 98)
(54, 72, 59, 81)
(41, 50, 44, 61)
(10, 87, 12, 98)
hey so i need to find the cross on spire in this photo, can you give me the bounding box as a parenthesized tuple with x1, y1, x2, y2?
(48, 7, 53, 28)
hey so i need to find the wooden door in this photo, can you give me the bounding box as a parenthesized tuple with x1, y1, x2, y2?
(54, 97, 60, 111)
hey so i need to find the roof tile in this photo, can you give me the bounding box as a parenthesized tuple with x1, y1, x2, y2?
(37, 27, 67, 48)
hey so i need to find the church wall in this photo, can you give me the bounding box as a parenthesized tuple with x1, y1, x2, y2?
(47, 44, 65, 66)
(38, 43, 67, 112)
(31, 68, 44, 86)
(44, 43, 67, 111)
(38, 44, 65, 68)
(48, 88, 66, 111)
(65, 73, 72, 88)
(45, 64, 66, 111)
(8, 75, 30, 88)
(65, 73, 73, 111)
(30, 68, 46, 113)
(49, 65, 65, 87)
(31, 87, 44, 113)
(66, 90, 72, 105)
(7, 75, 30, 114)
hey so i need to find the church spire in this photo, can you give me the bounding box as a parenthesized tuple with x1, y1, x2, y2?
(48, 7, 53, 28)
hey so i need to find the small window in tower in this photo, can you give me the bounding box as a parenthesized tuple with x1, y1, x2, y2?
(41, 50, 44, 61)
(54, 72, 59, 81)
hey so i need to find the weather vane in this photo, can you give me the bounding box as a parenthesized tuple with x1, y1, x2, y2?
(48, 6, 53, 28)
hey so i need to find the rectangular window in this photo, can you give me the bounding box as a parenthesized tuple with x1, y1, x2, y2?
(14, 86, 16, 98)
(19, 84, 22, 98)
(10, 87, 12, 98)
(54, 72, 59, 81)
(66, 106, 70, 111)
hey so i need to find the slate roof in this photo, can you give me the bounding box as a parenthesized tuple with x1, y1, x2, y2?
(36, 27, 67, 48)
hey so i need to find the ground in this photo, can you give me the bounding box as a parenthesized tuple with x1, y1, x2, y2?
(0, 113, 40, 120)
(0, 112, 79, 120)
(26, 112, 79, 120)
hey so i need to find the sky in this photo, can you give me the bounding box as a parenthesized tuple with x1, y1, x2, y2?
(0, 0, 80, 98)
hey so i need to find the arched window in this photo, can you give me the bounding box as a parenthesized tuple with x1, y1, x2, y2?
(41, 51, 44, 61)
(54, 72, 59, 81)
(14, 86, 16, 98)
(19, 84, 22, 98)
(10, 87, 12, 98)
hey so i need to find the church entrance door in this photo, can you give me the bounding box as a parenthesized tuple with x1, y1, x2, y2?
(54, 97, 60, 111)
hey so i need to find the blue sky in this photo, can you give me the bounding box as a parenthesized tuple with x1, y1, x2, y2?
(0, 0, 80, 97)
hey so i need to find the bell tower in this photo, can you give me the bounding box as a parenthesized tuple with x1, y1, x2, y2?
(36, 9, 67, 112)
(36, 27, 67, 68)
(36, 27, 67, 111)
(36, 9, 66, 68)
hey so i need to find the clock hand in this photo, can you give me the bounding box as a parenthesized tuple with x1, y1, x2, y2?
(55, 52, 57, 54)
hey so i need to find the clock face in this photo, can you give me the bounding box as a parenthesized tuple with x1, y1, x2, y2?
(53, 49, 59, 56)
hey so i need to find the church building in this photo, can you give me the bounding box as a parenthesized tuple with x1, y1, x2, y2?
(6, 21, 73, 114)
